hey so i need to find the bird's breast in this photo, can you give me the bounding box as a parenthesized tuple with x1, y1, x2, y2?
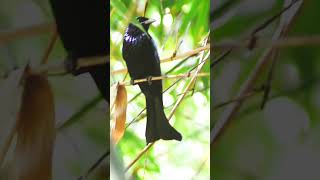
(123, 33, 148, 48)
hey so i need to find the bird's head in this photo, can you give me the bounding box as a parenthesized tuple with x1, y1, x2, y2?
(136, 16, 156, 31)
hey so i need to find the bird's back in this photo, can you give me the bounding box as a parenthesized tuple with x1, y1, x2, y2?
(50, 0, 108, 58)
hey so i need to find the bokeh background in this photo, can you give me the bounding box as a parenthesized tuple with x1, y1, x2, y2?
(110, 0, 210, 179)
(0, 0, 107, 179)
(212, 0, 320, 179)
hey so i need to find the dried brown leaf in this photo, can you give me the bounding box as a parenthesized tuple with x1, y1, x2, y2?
(12, 70, 55, 180)
(111, 84, 127, 144)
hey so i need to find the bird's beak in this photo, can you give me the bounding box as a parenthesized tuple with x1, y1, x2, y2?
(143, 18, 156, 25)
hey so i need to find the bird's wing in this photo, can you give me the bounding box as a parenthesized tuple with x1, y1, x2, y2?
(149, 36, 160, 64)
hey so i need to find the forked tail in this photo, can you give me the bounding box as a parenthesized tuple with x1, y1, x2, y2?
(145, 95, 182, 144)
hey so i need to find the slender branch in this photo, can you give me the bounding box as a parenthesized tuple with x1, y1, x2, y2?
(143, 0, 149, 17)
(124, 143, 154, 172)
(56, 95, 103, 131)
(0, 122, 16, 168)
(250, 0, 301, 36)
(213, 88, 264, 111)
(116, 72, 209, 86)
(260, 51, 278, 109)
(213, 35, 320, 50)
(211, 49, 232, 68)
(111, 44, 210, 75)
(191, 154, 209, 180)
(30, 55, 109, 75)
(0, 23, 55, 44)
(124, 46, 210, 172)
(77, 150, 110, 180)
(41, 29, 58, 64)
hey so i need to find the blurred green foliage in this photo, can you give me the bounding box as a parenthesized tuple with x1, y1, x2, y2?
(212, 0, 320, 179)
(0, 0, 107, 179)
(111, 0, 210, 179)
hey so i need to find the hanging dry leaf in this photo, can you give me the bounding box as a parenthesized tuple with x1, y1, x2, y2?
(111, 84, 127, 144)
(12, 71, 55, 180)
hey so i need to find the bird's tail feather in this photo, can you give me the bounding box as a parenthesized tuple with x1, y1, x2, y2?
(145, 96, 182, 144)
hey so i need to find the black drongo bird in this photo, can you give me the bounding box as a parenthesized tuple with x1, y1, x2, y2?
(122, 17, 182, 144)
(49, 0, 109, 102)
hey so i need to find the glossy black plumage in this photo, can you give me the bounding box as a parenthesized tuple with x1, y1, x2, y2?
(122, 17, 182, 144)
(49, 0, 109, 101)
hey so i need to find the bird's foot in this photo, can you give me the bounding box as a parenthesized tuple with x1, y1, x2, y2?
(147, 76, 153, 85)
(130, 79, 136, 85)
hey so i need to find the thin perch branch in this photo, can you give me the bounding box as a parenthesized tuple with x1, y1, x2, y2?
(116, 72, 209, 86)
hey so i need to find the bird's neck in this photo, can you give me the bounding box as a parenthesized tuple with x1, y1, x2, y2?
(126, 23, 148, 37)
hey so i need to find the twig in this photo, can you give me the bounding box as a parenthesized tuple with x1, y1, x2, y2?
(191, 154, 209, 180)
(111, 44, 210, 75)
(56, 95, 103, 131)
(213, 35, 320, 50)
(260, 51, 278, 109)
(213, 88, 264, 111)
(124, 143, 154, 172)
(0, 23, 55, 44)
(143, 0, 149, 17)
(30, 55, 109, 75)
(250, 0, 301, 36)
(41, 29, 58, 64)
(124, 47, 210, 172)
(211, 49, 232, 68)
(0, 122, 16, 168)
(171, 40, 183, 58)
(117, 72, 209, 86)
(77, 150, 110, 180)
